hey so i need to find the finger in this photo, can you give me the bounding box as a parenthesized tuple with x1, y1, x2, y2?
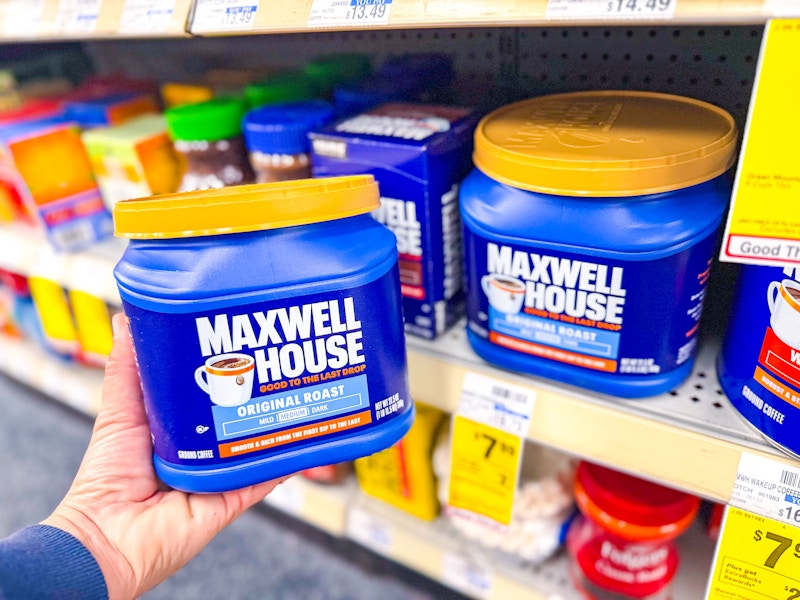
(96, 312, 148, 430)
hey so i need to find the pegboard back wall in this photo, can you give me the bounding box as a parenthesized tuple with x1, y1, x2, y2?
(85, 24, 762, 124)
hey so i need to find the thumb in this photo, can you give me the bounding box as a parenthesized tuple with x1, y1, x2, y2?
(95, 313, 148, 431)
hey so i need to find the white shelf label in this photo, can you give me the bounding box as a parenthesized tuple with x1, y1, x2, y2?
(264, 477, 305, 516)
(56, 0, 101, 34)
(346, 506, 393, 556)
(441, 552, 493, 600)
(458, 372, 536, 437)
(766, 0, 800, 16)
(545, 0, 676, 20)
(308, 0, 392, 28)
(191, 0, 258, 32)
(731, 452, 800, 524)
(119, 0, 176, 34)
(2, 0, 46, 37)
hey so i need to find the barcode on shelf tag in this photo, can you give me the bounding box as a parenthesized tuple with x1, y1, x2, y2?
(308, 0, 392, 28)
(346, 506, 393, 556)
(458, 372, 536, 436)
(731, 452, 800, 523)
(191, 0, 258, 32)
(264, 477, 305, 516)
(119, 0, 176, 34)
(56, 0, 101, 34)
(441, 552, 493, 600)
(2, 0, 46, 37)
(545, 0, 676, 20)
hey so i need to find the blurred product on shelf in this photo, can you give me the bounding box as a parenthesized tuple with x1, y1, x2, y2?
(244, 72, 319, 109)
(301, 462, 353, 485)
(433, 432, 575, 563)
(303, 53, 372, 98)
(0, 117, 113, 251)
(566, 462, 699, 600)
(243, 100, 335, 183)
(461, 91, 739, 398)
(160, 83, 214, 109)
(112, 176, 413, 493)
(63, 92, 159, 130)
(311, 103, 478, 340)
(333, 76, 420, 117)
(165, 98, 254, 192)
(0, 70, 20, 112)
(67, 74, 160, 103)
(0, 99, 63, 127)
(28, 275, 79, 358)
(0, 269, 44, 345)
(719, 264, 800, 458)
(68, 289, 114, 368)
(82, 114, 181, 208)
(355, 403, 447, 521)
(377, 53, 455, 103)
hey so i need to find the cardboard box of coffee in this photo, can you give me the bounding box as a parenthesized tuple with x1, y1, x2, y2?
(310, 103, 478, 339)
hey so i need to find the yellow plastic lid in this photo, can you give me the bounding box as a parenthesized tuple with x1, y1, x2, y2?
(114, 175, 379, 239)
(473, 91, 738, 197)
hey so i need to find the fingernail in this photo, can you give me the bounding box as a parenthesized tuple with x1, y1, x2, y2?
(111, 313, 127, 340)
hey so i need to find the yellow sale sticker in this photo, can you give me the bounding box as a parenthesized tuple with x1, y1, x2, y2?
(707, 506, 800, 599)
(447, 415, 523, 526)
(721, 19, 800, 267)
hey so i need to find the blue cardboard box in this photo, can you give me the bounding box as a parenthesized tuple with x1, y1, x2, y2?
(310, 103, 478, 339)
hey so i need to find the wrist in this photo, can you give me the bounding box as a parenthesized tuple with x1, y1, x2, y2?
(43, 504, 135, 600)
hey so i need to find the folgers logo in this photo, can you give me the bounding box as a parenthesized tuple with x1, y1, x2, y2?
(486, 243, 627, 325)
(195, 297, 364, 385)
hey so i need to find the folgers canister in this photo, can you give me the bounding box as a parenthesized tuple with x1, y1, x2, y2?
(113, 176, 414, 492)
(460, 91, 739, 398)
(720, 265, 800, 457)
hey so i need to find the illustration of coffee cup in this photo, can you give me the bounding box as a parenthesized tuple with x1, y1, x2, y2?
(195, 353, 255, 407)
(767, 279, 800, 348)
(481, 274, 526, 314)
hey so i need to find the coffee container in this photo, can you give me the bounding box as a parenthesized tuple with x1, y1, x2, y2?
(719, 264, 800, 457)
(460, 91, 738, 398)
(113, 176, 414, 492)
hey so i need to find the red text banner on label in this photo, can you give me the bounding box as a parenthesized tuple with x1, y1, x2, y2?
(489, 331, 618, 373)
(218, 410, 372, 458)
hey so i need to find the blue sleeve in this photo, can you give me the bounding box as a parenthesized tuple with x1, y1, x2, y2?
(0, 524, 108, 600)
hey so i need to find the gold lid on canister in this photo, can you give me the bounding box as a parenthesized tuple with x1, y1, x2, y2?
(113, 175, 380, 239)
(473, 90, 738, 197)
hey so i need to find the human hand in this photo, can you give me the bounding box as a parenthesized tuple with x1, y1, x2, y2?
(43, 313, 288, 600)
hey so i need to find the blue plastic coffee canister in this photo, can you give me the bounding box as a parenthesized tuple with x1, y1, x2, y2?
(113, 176, 414, 492)
(460, 91, 739, 398)
(720, 264, 800, 457)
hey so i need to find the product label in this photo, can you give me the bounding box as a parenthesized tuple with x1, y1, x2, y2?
(124, 269, 411, 467)
(55, 0, 101, 34)
(726, 266, 800, 454)
(191, 0, 258, 32)
(569, 517, 676, 598)
(119, 0, 176, 34)
(464, 232, 717, 378)
(545, 0, 676, 20)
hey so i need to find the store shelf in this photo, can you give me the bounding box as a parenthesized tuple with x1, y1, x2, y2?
(262, 474, 716, 600)
(406, 326, 800, 504)
(0, 224, 124, 305)
(0, 0, 193, 42)
(189, 0, 783, 36)
(0, 334, 103, 416)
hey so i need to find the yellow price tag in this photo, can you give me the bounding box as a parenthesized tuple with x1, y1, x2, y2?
(707, 506, 800, 600)
(722, 19, 800, 266)
(447, 415, 523, 526)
